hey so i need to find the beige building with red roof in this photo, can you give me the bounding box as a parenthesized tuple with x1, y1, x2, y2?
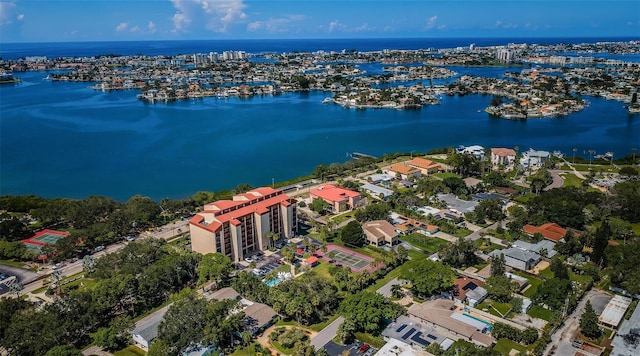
(363, 220, 399, 247)
(309, 184, 362, 213)
(189, 187, 296, 262)
(490, 148, 517, 167)
(407, 157, 442, 175)
(523, 222, 578, 242)
(387, 162, 421, 180)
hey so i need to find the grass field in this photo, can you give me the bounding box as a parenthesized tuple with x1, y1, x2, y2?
(0, 260, 27, 268)
(562, 173, 584, 187)
(478, 299, 512, 317)
(432, 172, 460, 180)
(528, 305, 555, 321)
(114, 345, 145, 356)
(493, 338, 527, 355)
(401, 233, 450, 253)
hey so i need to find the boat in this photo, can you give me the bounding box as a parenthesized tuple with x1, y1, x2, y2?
(322, 97, 333, 104)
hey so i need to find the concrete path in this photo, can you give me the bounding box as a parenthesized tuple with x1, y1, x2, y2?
(310, 316, 344, 350)
(545, 170, 565, 191)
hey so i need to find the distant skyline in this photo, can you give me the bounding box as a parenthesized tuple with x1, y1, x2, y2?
(0, 0, 639, 43)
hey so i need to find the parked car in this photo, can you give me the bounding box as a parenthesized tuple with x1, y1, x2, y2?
(94, 245, 105, 252)
(244, 257, 253, 263)
(359, 344, 370, 353)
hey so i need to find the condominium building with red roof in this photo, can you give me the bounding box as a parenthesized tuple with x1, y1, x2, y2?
(189, 187, 296, 262)
(490, 148, 517, 167)
(309, 184, 362, 213)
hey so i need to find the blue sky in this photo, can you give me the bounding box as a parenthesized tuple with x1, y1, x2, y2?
(1, 0, 638, 43)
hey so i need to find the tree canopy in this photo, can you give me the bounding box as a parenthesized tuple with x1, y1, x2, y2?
(340, 221, 365, 247)
(402, 258, 455, 297)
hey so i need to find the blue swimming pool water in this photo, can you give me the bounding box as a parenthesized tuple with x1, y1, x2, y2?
(265, 277, 282, 287)
(463, 313, 494, 331)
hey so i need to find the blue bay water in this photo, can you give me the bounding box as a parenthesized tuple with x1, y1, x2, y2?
(1, 38, 639, 201)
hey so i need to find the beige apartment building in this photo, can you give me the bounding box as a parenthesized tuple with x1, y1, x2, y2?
(189, 187, 296, 262)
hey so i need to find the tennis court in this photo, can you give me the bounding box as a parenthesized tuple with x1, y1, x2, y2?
(330, 250, 370, 270)
(33, 232, 67, 244)
(319, 244, 378, 273)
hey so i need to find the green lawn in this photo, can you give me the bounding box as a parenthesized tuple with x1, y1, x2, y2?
(477, 300, 512, 317)
(0, 260, 27, 268)
(432, 172, 460, 180)
(516, 273, 543, 298)
(528, 305, 554, 321)
(401, 233, 450, 253)
(539, 267, 554, 279)
(114, 345, 145, 356)
(562, 173, 583, 187)
(331, 212, 354, 225)
(454, 228, 473, 238)
(311, 261, 332, 279)
(632, 223, 640, 236)
(493, 338, 527, 355)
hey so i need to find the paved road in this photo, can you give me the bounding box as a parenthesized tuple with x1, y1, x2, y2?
(545, 170, 565, 191)
(310, 316, 344, 350)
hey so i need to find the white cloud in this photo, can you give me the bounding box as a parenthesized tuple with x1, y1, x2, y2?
(116, 22, 129, 32)
(0, 1, 17, 26)
(495, 20, 502, 27)
(354, 23, 375, 32)
(247, 14, 306, 33)
(328, 20, 346, 32)
(425, 16, 437, 30)
(170, 0, 248, 33)
(130, 26, 140, 33)
(148, 21, 157, 33)
(17, 14, 23, 21)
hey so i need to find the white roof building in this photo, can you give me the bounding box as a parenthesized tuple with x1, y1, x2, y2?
(599, 295, 632, 329)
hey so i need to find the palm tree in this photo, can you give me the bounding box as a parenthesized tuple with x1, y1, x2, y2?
(588, 149, 595, 165)
(266, 231, 278, 248)
(572, 147, 577, 163)
(241, 332, 253, 356)
(632, 147, 637, 163)
(390, 284, 403, 298)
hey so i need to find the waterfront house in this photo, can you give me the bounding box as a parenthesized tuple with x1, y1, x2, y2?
(387, 162, 421, 180)
(361, 183, 394, 200)
(407, 157, 442, 175)
(490, 148, 517, 167)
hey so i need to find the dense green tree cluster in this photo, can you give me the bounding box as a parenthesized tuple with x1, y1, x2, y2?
(339, 290, 405, 334)
(268, 275, 339, 325)
(491, 322, 539, 345)
(0, 240, 202, 355)
(402, 258, 455, 297)
(152, 291, 244, 355)
(439, 237, 480, 268)
(339, 220, 365, 247)
(354, 202, 391, 222)
(606, 237, 640, 295)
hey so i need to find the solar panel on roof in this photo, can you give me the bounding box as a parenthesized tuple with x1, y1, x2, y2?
(411, 332, 430, 346)
(427, 334, 437, 340)
(395, 324, 407, 333)
(401, 327, 416, 340)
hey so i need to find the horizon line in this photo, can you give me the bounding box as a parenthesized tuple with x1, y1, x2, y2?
(3, 35, 639, 45)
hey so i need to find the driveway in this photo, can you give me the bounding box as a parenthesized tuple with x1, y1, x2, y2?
(310, 316, 344, 350)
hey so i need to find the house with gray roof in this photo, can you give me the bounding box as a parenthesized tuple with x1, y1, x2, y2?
(132, 304, 171, 351)
(361, 183, 395, 200)
(611, 301, 640, 355)
(512, 239, 557, 259)
(489, 248, 541, 271)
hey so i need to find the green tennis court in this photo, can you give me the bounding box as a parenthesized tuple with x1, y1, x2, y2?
(33, 233, 66, 244)
(331, 250, 370, 270)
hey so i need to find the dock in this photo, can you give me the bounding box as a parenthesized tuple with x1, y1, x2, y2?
(352, 152, 377, 160)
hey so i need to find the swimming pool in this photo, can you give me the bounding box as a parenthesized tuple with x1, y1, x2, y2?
(463, 313, 493, 331)
(265, 277, 282, 287)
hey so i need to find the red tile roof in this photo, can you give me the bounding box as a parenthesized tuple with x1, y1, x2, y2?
(407, 157, 441, 170)
(306, 256, 319, 264)
(310, 184, 360, 203)
(191, 187, 293, 233)
(388, 163, 419, 175)
(523, 223, 578, 242)
(491, 148, 517, 157)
